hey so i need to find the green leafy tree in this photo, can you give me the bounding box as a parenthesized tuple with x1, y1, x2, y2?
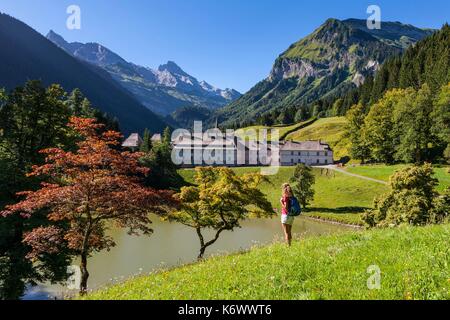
(431, 83, 450, 163)
(364, 89, 406, 164)
(0, 81, 73, 299)
(330, 98, 344, 117)
(66, 88, 85, 116)
(167, 167, 274, 259)
(431, 188, 450, 224)
(290, 164, 315, 209)
(163, 126, 171, 145)
(393, 84, 436, 163)
(362, 164, 439, 227)
(140, 127, 183, 189)
(140, 128, 152, 153)
(345, 103, 370, 163)
(259, 113, 275, 126)
(67, 89, 119, 132)
(294, 107, 310, 122)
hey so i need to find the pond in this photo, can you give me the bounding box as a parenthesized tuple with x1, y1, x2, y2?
(23, 215, 350, 300)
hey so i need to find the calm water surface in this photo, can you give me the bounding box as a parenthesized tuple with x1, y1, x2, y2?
(23, 215, 350, 299)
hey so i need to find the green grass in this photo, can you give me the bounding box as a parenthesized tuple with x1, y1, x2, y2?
(282, 37, 333, 63)
(235, 117, 350, 160)
(285, 117, 350, 160)
(235, 119, 316, 142)
(346, 165, 450, 193)
(179, 166, 388, 226)
(306, 169, 387, 225)
(83, 224, 450, 300)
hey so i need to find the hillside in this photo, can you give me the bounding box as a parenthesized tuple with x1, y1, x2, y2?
(285, 117, 349, 159)
(0, 13, 167, 135)
(353, 23, 450, 107)
(345, 165, 450, 193)
(167, 105, 212, 129)
(47, 31, 241, 117)
(235, 118, 317, 142)
(83, 224, 450, 300)
(179, 166, 388, 226)
(217, 18, 434, 128)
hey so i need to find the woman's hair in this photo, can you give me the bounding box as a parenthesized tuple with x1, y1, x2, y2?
(282, 183, 292, 197)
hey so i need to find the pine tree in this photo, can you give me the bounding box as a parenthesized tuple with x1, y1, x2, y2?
(140, 128, 152, 153)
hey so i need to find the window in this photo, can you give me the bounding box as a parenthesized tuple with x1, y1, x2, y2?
(325, 159, 328, 164)
(317, 152, 320, 156)
(325, 152, 328, 157)
(317, 159, 320, 164)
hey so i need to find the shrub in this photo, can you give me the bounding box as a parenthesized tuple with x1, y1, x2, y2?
(362, 164, 441, 227)
(431, 188, 450, 224)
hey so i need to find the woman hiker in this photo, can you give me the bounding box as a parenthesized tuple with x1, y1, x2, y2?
(280, 183, 295, 246)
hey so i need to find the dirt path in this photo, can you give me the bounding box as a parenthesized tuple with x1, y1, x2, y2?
(317, 165, 388, 185)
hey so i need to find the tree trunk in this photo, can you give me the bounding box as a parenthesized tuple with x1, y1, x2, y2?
(196, 227, 227, 260)
(198, 247, 206, 261)
(196, 228, 206, 261)
(79, 252, 89, 296)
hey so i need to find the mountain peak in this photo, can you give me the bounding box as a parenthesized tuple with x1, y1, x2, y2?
(158, 61, 186, 75)
(341, 18, 435, 48)
(220, 17, 434, 128)
(47, 29, 61, 39)
(46, 31, 126, 66)
(46, 30, 70, 49)
(46, 32, 241, 115)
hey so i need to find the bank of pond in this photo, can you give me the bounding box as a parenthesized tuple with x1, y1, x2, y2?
(24, 216, 348, 299)
(83, 224, 449, 300)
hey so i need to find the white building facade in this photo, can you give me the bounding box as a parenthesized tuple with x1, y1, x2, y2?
(123, 133, 334, 167)
(279, 141, 334, 166)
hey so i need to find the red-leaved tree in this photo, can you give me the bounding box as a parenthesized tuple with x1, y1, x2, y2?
(1, 117, 176, 295)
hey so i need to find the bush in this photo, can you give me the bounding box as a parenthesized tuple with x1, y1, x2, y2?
(431, 188, 450, 224)
(362, 164, 441, 227)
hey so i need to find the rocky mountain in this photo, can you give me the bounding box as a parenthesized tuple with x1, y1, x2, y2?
(47, 30, 126, 66)
(47, 31, 241, 116)
(217, 18, 434, 128)
(0, 13, 167, 135)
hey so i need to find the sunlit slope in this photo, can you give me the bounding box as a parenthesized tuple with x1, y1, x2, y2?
(285, 117, 349, 159)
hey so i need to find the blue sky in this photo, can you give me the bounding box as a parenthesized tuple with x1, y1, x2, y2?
(0, 0, 448, 92)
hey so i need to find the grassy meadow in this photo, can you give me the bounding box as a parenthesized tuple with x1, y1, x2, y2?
(284, 117, 350, 160)
(235, 118, 316, 142)
(83, 224, 450, 300)
(234, 117, 355, 161)
(179, 166, 388, 226)
(345, 165, 450, 193)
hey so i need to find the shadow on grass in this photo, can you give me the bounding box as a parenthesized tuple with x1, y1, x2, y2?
(306, 206, 368, 214)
